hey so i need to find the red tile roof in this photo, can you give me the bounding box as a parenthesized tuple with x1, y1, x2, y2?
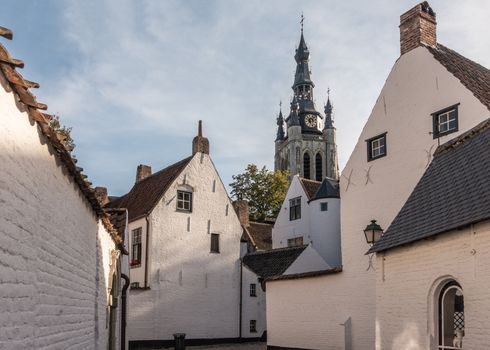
(107, 156, 193, 221)
(299, 177, 322, 199)
(428, 44, 490, 111)
(0, 27, 124, 249)
(244, 221, 273, 251)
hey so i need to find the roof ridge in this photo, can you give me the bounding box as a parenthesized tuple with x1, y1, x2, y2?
(244, 245, 307, 256)
(435, 43, 490, 75)
(133, 155, 193, 186)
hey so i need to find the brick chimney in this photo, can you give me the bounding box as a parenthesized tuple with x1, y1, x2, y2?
(400, 1, 436, 55)
(136, 164, 152, 183)
(233, 196, 250, 228)
(94, 186, 109, 206)
(192, 120, 210, 155)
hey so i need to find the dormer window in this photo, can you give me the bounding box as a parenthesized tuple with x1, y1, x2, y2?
(432, 104, 459, 138)
(177, 190, 192, 212)
(366, 133, 387, 161)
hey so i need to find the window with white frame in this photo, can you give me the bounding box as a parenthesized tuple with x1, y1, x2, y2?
(250, 283, 256, 297)
(177, 190, 192, 212)
(287, 236, 303, 247)
(250, 320, 257, 333)
(131, 228, 142, 268)
(432, 104, 459, 138)
(438, 281, 464, 350)
(366, 133, 387, 161)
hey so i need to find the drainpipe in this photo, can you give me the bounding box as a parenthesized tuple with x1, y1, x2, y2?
(121, 273, 130, 350)
(144, 216, 150, 288)
(239, 259, 243, 340)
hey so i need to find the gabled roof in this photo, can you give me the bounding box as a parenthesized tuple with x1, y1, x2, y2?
(311, 178, 340, 200)
(243, 221, 273, 251)
(370, 119, 490, 254)
(242, 245, 307, 279)
(0, 26, 123, 249)
(107, 156, 193, 221)
(428, 44, 490, 111)
(299, 178, 321, 200)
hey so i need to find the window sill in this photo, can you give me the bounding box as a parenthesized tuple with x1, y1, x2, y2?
(433, 128, 458, 139)
(130, 286, 151, 291)
(210, 251, 220, 254)
(176, 209, 192, 213)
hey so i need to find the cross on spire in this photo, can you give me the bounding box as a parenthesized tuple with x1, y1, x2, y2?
(300, 13, 304, 33)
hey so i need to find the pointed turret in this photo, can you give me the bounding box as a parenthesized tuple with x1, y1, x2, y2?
(276, 105, 285, 141)
(324, 92, 334, 130)
(287, 96, 300, 127)
(192, 120, 210, 155)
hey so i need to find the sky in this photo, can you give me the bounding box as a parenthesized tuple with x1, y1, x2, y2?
(1, 0, 489, 196)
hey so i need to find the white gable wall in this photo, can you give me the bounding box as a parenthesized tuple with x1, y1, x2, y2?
(128, 153, 242, 341)
(0, 68, 118, 349)
(266, 46, 490, 349)
(241, 265, 266, 339)
(284, 245, 331, 275)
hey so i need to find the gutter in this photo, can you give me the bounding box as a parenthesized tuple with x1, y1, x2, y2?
(120, 273, 130, 350)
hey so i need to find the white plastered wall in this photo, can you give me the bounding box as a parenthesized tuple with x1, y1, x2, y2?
(127, 153, 242, 341)
(241, 266, 266, 339)
(375, 220, 490, 350)
(0, 67, 117, 349)
(284, 245, 331, 275)
(266, 46, 490, 349)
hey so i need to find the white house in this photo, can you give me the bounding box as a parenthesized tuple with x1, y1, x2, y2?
(0, 26, 128, 350)
(369, 119, 490, 350)
(272, 175, 341, 268)
(108, 122, 244, 347)
(266, 2, 490, 349)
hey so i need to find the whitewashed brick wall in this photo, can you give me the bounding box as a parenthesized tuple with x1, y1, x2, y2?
(375, 220, 490, 350)
(0, 70, 117, 349)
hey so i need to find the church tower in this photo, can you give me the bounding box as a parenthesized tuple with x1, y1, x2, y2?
(274, 18, 339, 180)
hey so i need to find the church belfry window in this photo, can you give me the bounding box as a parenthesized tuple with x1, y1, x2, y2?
(315, 153, 323, 181)
(303, 153, 311, 179)
(438, 281, 464, 349)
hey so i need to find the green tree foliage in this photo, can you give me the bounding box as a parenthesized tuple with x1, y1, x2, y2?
(230, 164, 289, 221)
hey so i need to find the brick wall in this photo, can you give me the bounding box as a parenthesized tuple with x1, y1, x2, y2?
(0, 64, 116, 349)
(375, 220, 490, 350)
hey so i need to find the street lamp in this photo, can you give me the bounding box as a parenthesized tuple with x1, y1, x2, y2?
(363, 219, 383, 245)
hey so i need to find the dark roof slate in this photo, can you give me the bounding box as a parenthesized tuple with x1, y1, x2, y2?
(242, 246, 307, 278)
(428, 44, 490, 111)
(299, 178, 321, 200)
(247, 222, 273, 250)
(370, 119, 490, 253)
(107, 156, 193, 221)
(312, 178, 340, 200)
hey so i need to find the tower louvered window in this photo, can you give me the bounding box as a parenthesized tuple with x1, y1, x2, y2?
(315, 153, 322, 181)
(303, 153, 311, 179)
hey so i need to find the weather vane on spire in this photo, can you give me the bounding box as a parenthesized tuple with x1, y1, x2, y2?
(300, 13, 304, 33)
(327, 87, 330, 99)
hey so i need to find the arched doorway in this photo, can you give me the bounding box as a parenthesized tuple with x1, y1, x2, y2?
(438, 281, 464, 349)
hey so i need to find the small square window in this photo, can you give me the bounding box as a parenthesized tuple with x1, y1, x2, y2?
(250, 283, 257, 297)
(287, 236, 303, 248)
(210, 233, 220, 253)
(432, 104, 459, 138)
(320, 202, 328, 211)
(289, 197, 301, 221)
(366, 133, 387, 161)
(250, 320, 257, 333)
(177, 191, 192, 212)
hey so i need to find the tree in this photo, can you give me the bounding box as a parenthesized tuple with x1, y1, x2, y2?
(230, 164, 289, 221)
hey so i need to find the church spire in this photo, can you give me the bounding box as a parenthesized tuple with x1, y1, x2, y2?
(324, 89, 334, 130)
(276, 102, 285, 141)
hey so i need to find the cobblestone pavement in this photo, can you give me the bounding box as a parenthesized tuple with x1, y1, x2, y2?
(185, 343, 266, 350)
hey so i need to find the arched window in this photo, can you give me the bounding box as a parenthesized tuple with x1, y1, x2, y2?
(315, 153, 323, 181)
(303, 153, 311, 179)
(439, 281, 464, 349)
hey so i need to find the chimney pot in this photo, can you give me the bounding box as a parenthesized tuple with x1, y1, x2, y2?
(136, 164, 152, 183)
(94, 186, 109, 206)
(192, 120, 210, 155)
(233, 199, 250, 228)
(399, 2, 437, 55)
